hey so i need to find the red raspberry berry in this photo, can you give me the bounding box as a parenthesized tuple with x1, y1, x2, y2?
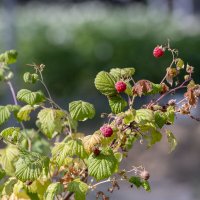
(115, 81, 127, 93)
(153, 46, 164, 58)
(100, 124, 113, 137)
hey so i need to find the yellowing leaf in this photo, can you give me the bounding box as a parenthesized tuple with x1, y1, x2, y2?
(37, 108, 65, 138)
(82, 132, 102, 153)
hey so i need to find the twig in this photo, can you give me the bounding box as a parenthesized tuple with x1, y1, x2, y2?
(6, 81, 32, 151)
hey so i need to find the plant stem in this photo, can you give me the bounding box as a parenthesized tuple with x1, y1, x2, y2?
(6, 81, 32, 151)
(7, 81, 18, 105)
(149, 78, 191, 107)
(38, 71, 54, 107)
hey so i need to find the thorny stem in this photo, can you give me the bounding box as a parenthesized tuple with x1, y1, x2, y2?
(6, 81, 32, 151)
(160, 42, 178, 84)
(38, 70, 54, 108)
(148, 78, 191, 108)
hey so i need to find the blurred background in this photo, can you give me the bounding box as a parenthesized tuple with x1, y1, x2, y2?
(1, 0, 200, 199)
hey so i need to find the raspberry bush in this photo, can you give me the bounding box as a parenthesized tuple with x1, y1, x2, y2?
(0, 41, 199, 200)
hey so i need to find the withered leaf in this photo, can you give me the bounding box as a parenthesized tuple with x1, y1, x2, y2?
(133, 80, 152, 97)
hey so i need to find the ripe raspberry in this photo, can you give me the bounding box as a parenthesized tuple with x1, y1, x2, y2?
(100, 124, 113, 137)
(139, 170, 150, 180)
(115, 81, 127, 93)
(153, 46, 164, 58)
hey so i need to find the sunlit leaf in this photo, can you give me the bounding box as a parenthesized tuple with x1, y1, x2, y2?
(69, 100, 95, 121)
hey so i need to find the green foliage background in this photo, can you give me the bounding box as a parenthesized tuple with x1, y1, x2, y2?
(1, 3, 200, 98)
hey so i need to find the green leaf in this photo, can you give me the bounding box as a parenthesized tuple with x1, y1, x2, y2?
(1, 177, 18, 197)
(123, 109, 136, 125)
(176, 58, 184, 70)
(52, 139, 87, 166)
(129, 177, 151, 192)
(37, 108, 65, 138)
(44, 182, 63, 200)
(94, 71, 117, 96)
(0, 50, 18, 64)
(67, 179, 88, 200)
(147, 127, 162, 147)
(5, 50, 18, 64)
(109, 68, 135, 79)
(0, 127, 23, 144)
(27, 179, 51, 200)
(17, 105, 34, 121)
(15, 150, 49, 182)
(0, 145, 19, 175)
(135, 109, 154, 124)
(141, 180, 151, 192)
(108, 95, 127, 114)
(69, 100, 95, 121)
(114, 152, 123, 162)
(88, 149, 118, 181)
(0, 168, 6, 180)
(154, 110, 167, 128)
(166, 106, 175, 124)
(17, 89, 45, 105)
(166, 130, 177, 153)
(129, 176, 142, 188)
(147, 83, 162, 95)
(23, 72, 39, 84)
(0, 106, 11, 126)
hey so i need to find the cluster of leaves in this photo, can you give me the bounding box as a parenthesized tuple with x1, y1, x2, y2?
(0, 42, 199, 200)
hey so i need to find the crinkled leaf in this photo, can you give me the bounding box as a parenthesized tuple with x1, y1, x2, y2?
(108, 95, 127, 114)
(1, 177, 18, 197)
(0, 106, 11, 126)
(13, 180, 30, 199)
(37, 108, 65, 138)
(0, 168, 6, 180)
(133, 80, 152, 97)
(154, 110, 167, 128)
(129, 176, 142, 188)
(17, 105, 34, 121)
(15, 150, 49, 182)
(147, 128, 162, 147)
(82, 132, 102, 153)
(88, 149, 118, 181)
(44, 182, 63, 200)
(123, 109, 136, 125)
(0, 145, 19, 175)
(176, 58, 184, 70)
(129, 176, 151, 192)
(0, 50, 18, 64)
(147, 83, 162, 95)
(166, 130, 177, 153)
(0, 127, 23, 144)
(27, 179, 51, 200)
(141, 180, 151, 192)
(67, 179, 88, 200)
(109, 67, 135, 79)
(69, 100, 95, 121)
(135, 109, 154, 124)
(17, 89, 45, 105)
(94, 71, 117, 96)
(52, 139, 87, 166)
(23, 72, 39, 84)
(166, 106, 175, 124)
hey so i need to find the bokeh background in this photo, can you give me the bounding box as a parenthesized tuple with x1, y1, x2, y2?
(1, 0, 200, 199)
